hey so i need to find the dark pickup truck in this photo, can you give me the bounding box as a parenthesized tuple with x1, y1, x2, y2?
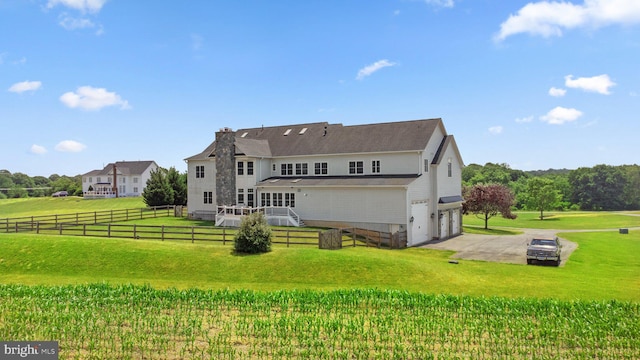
(526, 237, 562, 266)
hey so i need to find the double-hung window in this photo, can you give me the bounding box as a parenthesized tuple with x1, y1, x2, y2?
(349, 161, 363, 174)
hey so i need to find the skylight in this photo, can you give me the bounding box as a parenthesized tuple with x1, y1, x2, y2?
(283, 129, 292, 136)
(299, 128, 307, 135)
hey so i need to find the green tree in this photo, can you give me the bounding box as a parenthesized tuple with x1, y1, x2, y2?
(524, 177, 562, 219)
(569, 165, 626, 210)
(142, 168, 174, 207)
(462, 183, 517, 229)
(166, 167, 187, 206)
(31, 175, 50, 197)
(234, 212, 272, 254)
(0, 172, 14, 199)
(621, 165, 640, 210)
(51, 175, 81, 196)
(10, 172, 34, 198)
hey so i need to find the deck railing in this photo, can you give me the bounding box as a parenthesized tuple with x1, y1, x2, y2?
(214, 206, 303, 227)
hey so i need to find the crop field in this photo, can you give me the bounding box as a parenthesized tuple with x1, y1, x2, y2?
(1, 284, 638, 359)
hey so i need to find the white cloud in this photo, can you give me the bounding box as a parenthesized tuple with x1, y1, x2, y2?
(58, 13, 95, 30)
(59, 86, 131, 110)
(540, 106, 583, 124)
(47, 0, 107, 14)
(8, 81, 42, 93)
(549, 87, 566, 97)
(495, 0, 640, 41)
(30, 144, 47, 155)
(424, 0, 455, 8)
(489, 126, 504, 134)
(515, 115, 534, 123)
(356, 59, 396, 80)
(55, 140, 86, 152)
(565, 74, 616, 94)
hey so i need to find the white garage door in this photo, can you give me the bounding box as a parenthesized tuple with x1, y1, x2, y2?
(451, 209, 460, 235)
(440, 211, 449, 239)
(410, 203, 428, 246)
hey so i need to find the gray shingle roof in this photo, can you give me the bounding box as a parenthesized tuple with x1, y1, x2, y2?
(83, 161, 157, 177)
(187, 118, 444, 159)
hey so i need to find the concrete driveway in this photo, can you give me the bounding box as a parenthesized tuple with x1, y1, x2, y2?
(420, 228, 578, 266)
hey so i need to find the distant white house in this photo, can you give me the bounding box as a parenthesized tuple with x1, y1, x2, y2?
(185, 118, 464, 246)
(82, 161, 158, 198)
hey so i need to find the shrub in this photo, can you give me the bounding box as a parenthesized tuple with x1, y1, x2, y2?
(234, 212, 272, 254)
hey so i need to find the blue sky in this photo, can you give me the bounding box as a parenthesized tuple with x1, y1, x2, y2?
(2, 0, 639, 176)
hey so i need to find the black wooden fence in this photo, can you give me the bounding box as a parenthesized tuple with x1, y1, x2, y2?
(1, 207, 407, 249)
(0, 206, 177, 233)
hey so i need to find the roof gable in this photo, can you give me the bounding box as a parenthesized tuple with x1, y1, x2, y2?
(432, 135, 464, 166)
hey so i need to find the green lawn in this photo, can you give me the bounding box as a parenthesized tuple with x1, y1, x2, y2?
(0, 196, 145, 218)
(1, 230, 638, 301)
(1, 198, 639, 301)
(464, 211, 640, 230)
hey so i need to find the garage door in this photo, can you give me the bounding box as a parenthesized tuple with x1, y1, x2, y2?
(440, 211, 449, 239)
(451, 209, 460, 235)
(410, 203, 428, 246)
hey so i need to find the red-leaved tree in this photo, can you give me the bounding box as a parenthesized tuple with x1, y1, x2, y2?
(462, 183, 517, 229)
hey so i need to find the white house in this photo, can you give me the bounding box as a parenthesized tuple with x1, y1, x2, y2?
(82, 161, 159, 198)
(185, 118, 464, 246)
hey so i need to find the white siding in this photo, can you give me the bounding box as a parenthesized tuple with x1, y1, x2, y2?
(436, 145, 463, 200)
(266, 186, 407, 225)
(187, 159, 216, 213)
(268, 152, 420, 177)
(423, 126, 446, 174)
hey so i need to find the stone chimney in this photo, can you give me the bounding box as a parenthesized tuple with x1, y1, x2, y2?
(215, 127, 236, 206)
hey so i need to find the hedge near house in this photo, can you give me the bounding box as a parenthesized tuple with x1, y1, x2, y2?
(234, 212, 272, 254)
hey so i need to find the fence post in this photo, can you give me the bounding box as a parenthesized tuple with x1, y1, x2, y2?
(133, 224, 137, 239)
(287, 229, 290, 247)
(94, 211, 97, 224)
(36, 221, 40, 234)
(108, 224, 111, 238)
(83, 224, 86, 236)
(191, 227, 195, 243)
(162, 225, 165, 241)
(352, 229, 356, 247)
(223, 228, 226, 245)
(154, 207, 157, 218)
(59, 223, 63, 235)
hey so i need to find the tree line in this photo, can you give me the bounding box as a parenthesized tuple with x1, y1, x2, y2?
(0, 170, 82, 198)
(463, 162, 640, 212)
(4, 163, 638, 214)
